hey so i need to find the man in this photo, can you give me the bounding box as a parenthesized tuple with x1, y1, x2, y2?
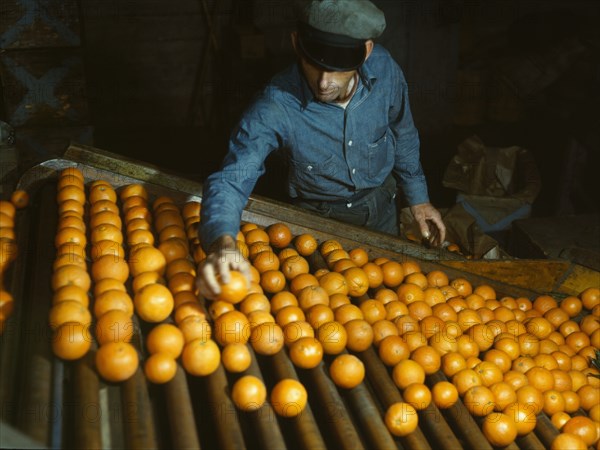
(198, 0, 446, 298)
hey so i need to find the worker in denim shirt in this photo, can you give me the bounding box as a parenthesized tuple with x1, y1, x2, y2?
(198, 0, 446, 298)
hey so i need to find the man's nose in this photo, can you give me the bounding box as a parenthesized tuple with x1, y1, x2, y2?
(317, 71, 334, 87)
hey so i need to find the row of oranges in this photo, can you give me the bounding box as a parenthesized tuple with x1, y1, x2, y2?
(208, 222, 599, 446)
(0, 190, 28, 333)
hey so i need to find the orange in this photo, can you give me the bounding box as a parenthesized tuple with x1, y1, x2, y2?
(542, 389, 566, 416)
(90, 224, 123, 245)
(305, 304, 334, 330)
(452, 368, 483, 396)
(378, 335, 410, 367)
(381, 261, 404, 287)
(361, 262, 383, 289)
(93, 289, 134, 318)
(258, 269, 285, 294)
(270, 378, 307, 418)
(396, 283, 424, 304)
(288, 337, 323, 369)
(577, 384, 600, 411)
(90, 240, 125, 262)
(411, 345, 441, 375)
(481, 412, 517, 447)
(51, 264, 91, 292)
(526, 366, 555, 392)
(281, 256, 310, 280)
(490, 381, 517, 411)
(580, 315, 600, 336)
(294, 233, 318, 256)
(328, 353, 365, 389)
(359, 299, 386, 325)
(95, 341, 139, 382)
(375, 288, 399, 304)
(450, 277, 472, 296)
(231, 375, 267, 412)
(244, 228, 270, 245)
(54, 226, 87, 249)
(133, 283, 174, 323)
(385, 301, 409, 322)
(48, 300, 92, 330)
(348, 247, 369, 267)
(95, 310, 134, 345)
(89, 199, 119, 216)
(181, 201, 200, 220)
(580, 287, 599, 310)
(562, 416, 598, 447)
(282, 320, 314, 346)
(270, 291, 298, 314)
(550, 433, 588, 450)
(178, 315, 212, 343)
(144, 352, 177, 384)
(93, 278, 126, 298)
(384, 402, 418, 437)
(132, 271, 166, 295)
(297, 285, 329, 311)
(91, 254, 129, 283)
(215, 270, 248, 304)
(440, 352, 467, 378)
(343, 267, 369, 297)
(334, 304, 363, 325)
(266, 222, 292, 248)
(10, 190, 29, 209)
(275, 305, 306, 328)
(249, 322, 284, 355)
(319, 271, 349, 296)
(181, 338, 220, 376)
(560, 296, 583, 317)
(392, 359, 425, 389)
(431, 381, 459, 410)
(515, 385, 544, 415)
(289, 273, 319, 296)
(158, 238, 189, 265)
(146, 323, 184, 358)
(474, 360, 504, 387)
(214, 310, 251, 346)
(463, 385, 495, 416)
(473, 284, 496, 300)
(344, 319, 374, 352)
(426, 270, 448, 288)
(52, 322, 92, 360)
(52, 284, 89, 308)
(502, 402, 537, 436)
(403, 383, 431, 411)
(551, 411, 571, 430)
(394, 315, 419, 336)
(221, 343, 252, 373)
(316, 321, 347, 355)
(371, 319, 399, 346)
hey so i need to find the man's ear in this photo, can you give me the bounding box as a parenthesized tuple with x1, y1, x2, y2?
(364, 40, 374, 61)
(291, 32, 299, 55)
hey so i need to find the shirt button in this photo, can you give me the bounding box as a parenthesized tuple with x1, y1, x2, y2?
(352, 168, 356, 174)
(348, 140, 353, 146)
(307, 165, 313, 171)
(346, 202, 352, 208)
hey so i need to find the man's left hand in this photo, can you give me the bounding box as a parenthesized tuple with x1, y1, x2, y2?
(410, 203, 446, 247)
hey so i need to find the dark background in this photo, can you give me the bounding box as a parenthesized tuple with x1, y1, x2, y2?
(2, 0, 599, 218)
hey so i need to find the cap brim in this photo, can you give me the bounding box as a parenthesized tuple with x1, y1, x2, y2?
(298, 36, 365, 72)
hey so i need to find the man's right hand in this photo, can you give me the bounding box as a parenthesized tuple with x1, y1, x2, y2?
(196, 235, 252, 300)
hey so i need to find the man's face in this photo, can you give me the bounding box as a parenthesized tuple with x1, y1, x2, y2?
(298, 57, 357, 103)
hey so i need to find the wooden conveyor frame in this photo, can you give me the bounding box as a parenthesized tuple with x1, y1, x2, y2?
(1, 142, 596, 450)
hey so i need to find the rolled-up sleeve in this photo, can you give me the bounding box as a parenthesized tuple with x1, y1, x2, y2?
(200, 93, 286, 250)
(389, 65, 430, 206)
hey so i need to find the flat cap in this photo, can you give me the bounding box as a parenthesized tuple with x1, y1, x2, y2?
(295, 0, 386, 71)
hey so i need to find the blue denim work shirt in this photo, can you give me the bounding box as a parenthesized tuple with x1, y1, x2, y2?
(200, 45, 429, 249)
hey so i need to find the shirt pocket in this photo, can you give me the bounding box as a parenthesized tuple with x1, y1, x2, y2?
(367, 131, 392, 179)
(289, 154, 336, 192)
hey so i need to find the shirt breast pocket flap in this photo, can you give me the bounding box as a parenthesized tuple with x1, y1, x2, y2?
(367, 132, 391, 178)
(289, 155, 335, 187)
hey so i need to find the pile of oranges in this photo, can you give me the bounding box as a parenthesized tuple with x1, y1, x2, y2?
(208, 221, 600, 446)
(0, 189, 28, 333)
(37, 170, 600, 446)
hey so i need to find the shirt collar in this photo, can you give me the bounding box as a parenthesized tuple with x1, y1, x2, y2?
(297, 56, 378, 110)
